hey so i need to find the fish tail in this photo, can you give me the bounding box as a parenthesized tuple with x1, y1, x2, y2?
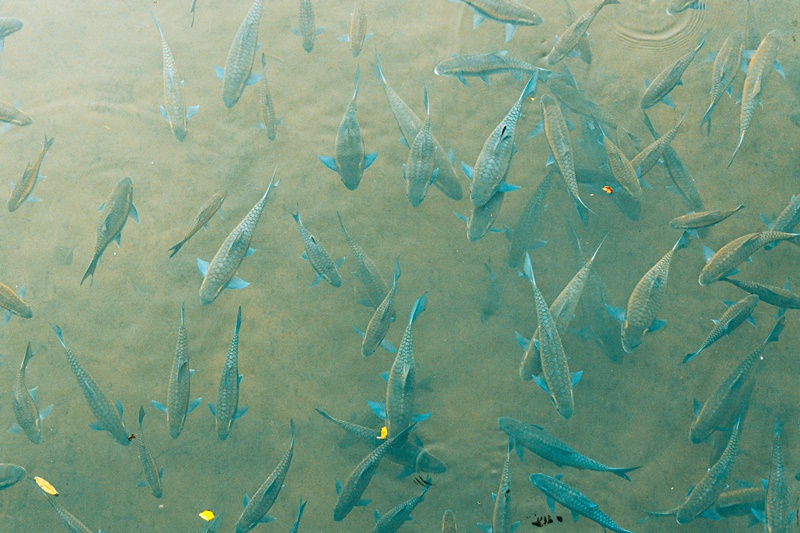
(168, 240, 185, 258)
(409, 292, 428, 325)
(291, 202, 300, 224)
(374, 52, 388, 85)
(609, 465, 641, 480)
(727, 134, 744, 167)
(80, 255, 98, 286)
(21, 341, 35, 370)
(674, 231, 691, 251)
(699, 103, 714, 134)
(765, 316, 785, 344)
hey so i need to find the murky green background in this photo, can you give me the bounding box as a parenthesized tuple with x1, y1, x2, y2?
(0, 0, 798, 531)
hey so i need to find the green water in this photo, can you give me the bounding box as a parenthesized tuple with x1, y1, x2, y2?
(0, 0, 798, 531)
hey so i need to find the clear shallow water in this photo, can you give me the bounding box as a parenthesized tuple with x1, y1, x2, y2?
(0, 0, 798, 531)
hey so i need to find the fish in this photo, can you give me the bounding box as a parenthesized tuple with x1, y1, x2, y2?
(683, 294, 759, 363)
(641, 31, 708, 109)
(135, 407, 163, 499)
(762, 195, 800, 249)
(499, 417, 639, 480)
(677, 417, 742, 523)
(468, 74, 537, 207)
(151, 12, 199, 142)
(454, 186, 508, 242)
(356, 259, 400, 357)
(529, 473, 637, 533)
(33, 479, 96, 533)
(216, 0, 263, 108)
(0, 464, 26, 490)
(369, 293, 430, 438)
(258, 54, 280, 141)
(546, 76, 620, 130)
(8, 342, 52, 444)
(689, 317, 783, 444)
(8, 133, 53, 211)
(647, 122, 704, 212)
(315, 407, 446, 477)
(507, 168, 553, 268)
(168, 191, 226, 258)
(545, 0, 619, 66)
(0, 100, 31, 127)
(333, 423, 416, 521)
(0, 18, 22, 53)
(292, 204, 344, 288)
(751, 420, 792, 532)
(602, 131, 641, 201)
(337, 211, 391, 311)
(558, 0, 592, 63)
(667, 0, 703, 14)
(151, 302, 202, 439)
(442, 510, 459, 533)
(288, 498, 306, 533)
(608, 232, 690, 353)
(404, 86, 438, 208)
(339, 0, 371, 57)
(0, 281, 32, 324)
(699, 231, 800, 286)
(480, 259, 503, 322)
(522, 254, 581, 420)
(234, 420, 294, 533)
(669, 204, 744, 235)
(374, 53, 463, 200)
(51, 325, 130, 446)
(291, 0, 323, 53)
(729, 29, 783, 167)
(208, 306, 248, 441)
(198, 171, 278, 305)
(371, 482, 430, 533)
(81, 177, 139, 286)
(646, 483, 765, 522)
(721, 277, 800, 313)
(631, 108, 686, 180)
(434, 51, 542, 85)
(454, 0, 544, 43)
(318, 66, 378, 191)
(477, 441, 519, 533)
(700, 31, 743, 134)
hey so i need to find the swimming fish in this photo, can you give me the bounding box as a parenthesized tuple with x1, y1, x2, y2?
(404, 86, 438, 208)
(631, 107, 686, 180)
(721, 277, 800, 313)
(683, 294, 758, 364)
(442, 510, 459, 533)
(337, 211, 391, 311)
(135, 406, 163, 499)
(8, 342, 52, 444)
(700, 31, 743, 134)
(0, 100, 31, 127)
(507, 168, 553, 268)
(339, 0, 371, 57)
(0, 281, 32, 325)
(8, 133, 53, 211)
(168, 191, 226, 258)
(641, 31, 708, 109)
(81, 177, 138, 286)
(318, 66, 378, 191)
(356, 259, 400, 357)
(699, 231, 800, 286)
(453, 0, 543, 43)
(545, 0, 619, 66)
(372, 482, 430, 533)
(669, 204, 744, 235)
(752, 420, 793, 532)
(434, 51, 542, 85)
(0, 464, 26, 490)
(216, 0, 263, 108)
(198, 171, 277, 305)
(480, 259, 503, 322)
(291, 0, 323, 53)
(33, 478, 97, 533)
(602, 131, 641, 201)
(258, 54, 280, 141)
(288, 498, 306, 533)
(208, 306, 248, 441)
(477, 440, 519, 533)
(454, 187, 508, 242)
(0, 18, 22, 53)
(292, 204, 344, 288)
(763, 195, 800, 250)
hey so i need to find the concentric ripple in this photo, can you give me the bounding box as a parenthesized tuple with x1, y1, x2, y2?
(611, 0, 707, 52)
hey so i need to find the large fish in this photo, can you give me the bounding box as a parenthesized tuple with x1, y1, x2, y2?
(0, 18, 22, 53)
(558, 0, 592, 63)
(208, 306, 248, 440)
(318, 66, 378, 191)
(477, 441, 519, 533)
(292, 204, 344, 288)
(700, 31, 743, 134)
(8, 133, 53, 211)
(699, 231, 800, 286)
(545, 0, 619, 66)
(683, 294, 758, 364)
(168, 191, 226, 258)
(670, 204, 744, 236)
(198, 171, 277, 306)
(216, 0, 263, 108)
(151, 12, 198, 141)
(641, 31, 708, 109)
(434, 51, 542, 85)
(453, 0, 543, 42)
(291, 0, 323, 53)
(81, 177, 139, 286)
(372, 483, 430, 533)
(8, 342, 52, 444)
(454, 185, 508, 242)
(135, 407, 163, 499)
(51, 325, 130, 446)
(404, 87, 438, 207)
(602, 132, 640, 201)
(721, 277, 800, 313)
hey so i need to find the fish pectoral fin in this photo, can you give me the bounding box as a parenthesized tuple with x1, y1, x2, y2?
(412, 412, 431, 423)
(318, 155, 338, 172)
(186, 105, 200, 120)
(497, 182, 521, 193)
(363, 151, 378, 169)
(660, 93, 676, 108)
(700, 507, 722, 520)
(367, 400, 387, 420)
(208, 403, 216, 416)
(459, 161, 474, 180)
(379, 338, 398, 353)
(224, 277, 250, 290)
(160, 106, 169, 122)
(186, 398, 202, 414)
(129, 203, 139, 224)
(151, 400, 168, 413)
(477, 523, 493, 533)
(310, 273, 322, 287)
(88, 421, 106, 431)
(233, 406, 249, 420)
(570, 371, 583, 387)
(379, 371, 389, 382)
(114, 233, 122, 247)
(258, 515, 276, 524)
(504, 23, 516, 43)
(215, 66, 225, 80)
(245, 246, 256, 257)
(647, 319, 667, 333)
(245, 72, 263, 87)
(6, 423, 21, 434)
(39, 404, 53, 420)
(115, 399, 124, 416)
(532, 374, 551, 395)
(604, 304, 626, 323)
(355, 498, 371, 507)
(290, 27, 300, 36)
(136, 481, 149, 488)
(571, 510, 580, 522)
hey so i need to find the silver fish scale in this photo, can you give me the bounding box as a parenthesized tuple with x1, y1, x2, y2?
(739, 31, 781, 139)
(623, 248, 676, 352)
(43, 494, 94, 533)
(700, 231, 799, 286)
(348, 0, 368, 57)
(461, 0, 543, 24)
(689, 295, 758, 360)
(542, 95, 579, 201)
(260, 59, 278, 140)
(406, 112, 436, 207)
(12, 344, 42, 444)
(491, 452, 514, 533)
(702, 31, 743, 131)
(298, 0, 316, 52)
(152, 13, 187, 140)
(362, 283, 397, 356)
(137, 409, 162, 498)
(386, 327, 416, 438)
(166, 303, 190, 439)
(371, 488, 428, 533)
(295, 214, 340, 286)
(335, 83, 367, 191)
(721, 278, 800, 309)
(236, 423, 294, 533)
(766, 421, 791, 533)
(435, 51, 538, 79)
(604, 136, 641, 200)
(222, 0, 263, 108)
(338, 213, 389, 309)
(214, 308, 242, 440)
(641, 34, 706, 109)
(546, 0, 613, 65)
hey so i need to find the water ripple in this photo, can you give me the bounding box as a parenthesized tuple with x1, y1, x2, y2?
(611, 0, 707, 52)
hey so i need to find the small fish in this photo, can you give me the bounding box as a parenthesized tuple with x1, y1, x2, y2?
(442, 510, 459, 533)
(198, 171, 278, 305)
(670, 204, 744, 234)
(683, 294, 759, 363)
(0, 18, 22, 53)
(258, 54, 280, 141)
(371, 482, 430, 533)
(545, 0, 619, 66)
(699, 231, 800, 286)
(339, 0, 371, 57)
(404, 87, 438, 207)
(507, 168, 553, 268)
(208, 306, 248, 441)
(169, 191, 226, 258)
(135, 407, 163, 499)
(455, 0, 543, 43)
(700, 31, 743, 134)
(529, 473, 637, 533)
(216, 0, 264, 108)
(235, 420, 294, 533)
(291, 0, 323, 53)
(667, 0, 703, 14)
(356, 259, 400, 357)
(480, 259, 503, 322)
(641, 31, 708, 109)
(0, 99, 31, 127)
(151, 11, 198, 141)
(477, 441, 518, 533)
(32, 479, 96, 533)
(632, 107, 686, 180)
(288, 498, 306, 533)
(8, 342, 52, 444)
(434, 50, 543, 85)
(8, 133, 53, 211)
(609, 232, 690, 353)
(337, 212, 391, 311)
(729, 30, 783, 167)
(0, 282, 31, 325)
(51, 325, 130, 446)
(292, 204, 344, 288)
(722, 277, 800, 313)
(0, 464, 26, 490)
(151, 302, 202, 439)
(81, 177, 138, 286)
(318, 66, 378, 191)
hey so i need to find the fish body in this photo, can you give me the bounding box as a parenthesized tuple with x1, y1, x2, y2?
(721, 277, 800, 310)
(235, 421, 294, 533)
(603, 134, 640, 201)
(0, 100, 31, 126)
(541, 94, 588, 219)
(764, 195, 800, 249)
(293, 0, 322, 53)
(442, 510, 458, 533)
(37, 486, 95, 533)
(10, 342, 51, 444)
(632, 108, 685, 179)
(456, 185, 506, 242)
(434, 51, 541, 84)
(700, 31, 743, 134)
(375, 53, 463, 200)
(469, 74, 537, 207)
(507, 169, 553, 268)
(209, 306, 247, 440)
(458, 0, 543, 42)
(405, 87, 437, 207)
(81, 177, 138, 286)
(292, 205, 343, 288)
(670, 204, 744, 231)
(0, 281, 32, 320)
(259, 54, 279, 140)
(755, 420, 792, 532)
(345, 0, 369, 57)
(700, 231, 800, 286)
(337, 212, 391, 311)
(168, 191, 226, 258)
(641, 32, 708, 109)
(0, 464, 26, 490)
(288, 498, 306, 533)
(9, 133, 53, 211)
(136, 407, 163, 498)
(198, 173, 277, 306)
(0, 18, 22, 52)
(660, 143, 704, 212)
(359, 259, 400, 357)
(683, 294, 759, 363)
(480, 259, 503, 322)
(219, 0, 263, 108)
(477, 443, 518, 533)
(547, 78, 619, 129)
(372, 485, 429, 533)
(51, 325, 129, 446)
(545, 0, 619, 66)
(529, 473, 636, 533)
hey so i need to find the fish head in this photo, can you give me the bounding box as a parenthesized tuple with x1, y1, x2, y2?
(675, 507, 695, 524)
(621, 321, 642, 353)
